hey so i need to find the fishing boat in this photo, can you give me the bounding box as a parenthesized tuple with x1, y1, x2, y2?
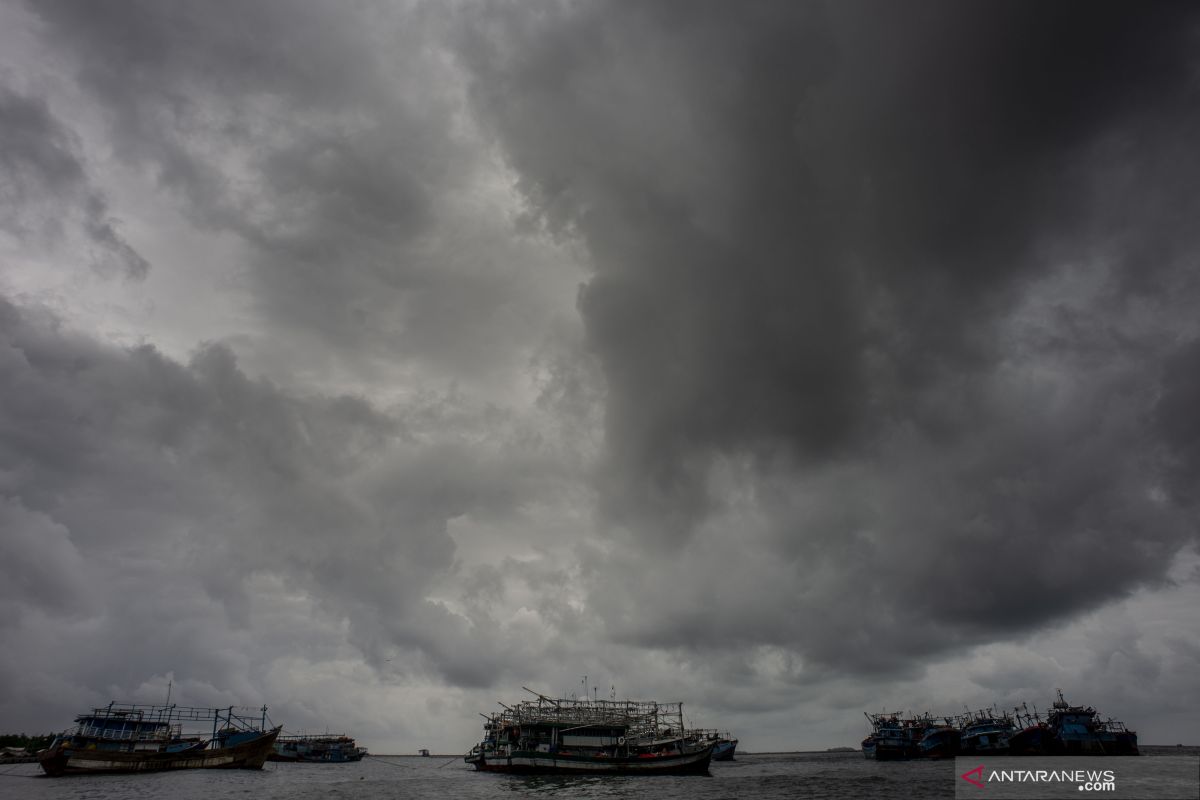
(860, 734, 877, 759)
(1101, 718, 1139, 756)
(464, 688, 714, 775)
(691, 729, 738, 761)
(1008, 704, 1051, 755)
(958, 709, 1014, 755)
(1012, 691, 1139, 756)
(38, 703, 281, 777)
(710, 734, 738, 761)
(268, 734, 367, 762)
(914, 716, 960, 758)
(1045, 690, 1138, 755)
(862, 713, 920, 760)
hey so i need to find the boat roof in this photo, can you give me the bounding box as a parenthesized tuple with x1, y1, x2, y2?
(68, 702, 271, 734)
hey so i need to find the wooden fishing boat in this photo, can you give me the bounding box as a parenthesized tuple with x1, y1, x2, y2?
(465, 689, 714, 775)
(38, 702, 281, 776)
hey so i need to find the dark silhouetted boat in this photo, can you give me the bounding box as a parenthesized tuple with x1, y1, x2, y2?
(914, 716, 960, 758)
(1044, 690, 1138, 755)
(38, 703, 280, 777)
(1101, 718, 1139, 756)
(465, 688, 714, 775)
(958, 708, 1014, 755)
(1008, 695, 1137, 758)
(1008, 703, 1051, 755)
(862, 713, 920, 760)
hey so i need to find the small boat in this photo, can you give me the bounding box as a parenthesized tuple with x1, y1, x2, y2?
(38, 703, 281, 777)
(464, 689, 714, 775)
(419, 748, 430, 757)
(268, 734, 367, 762)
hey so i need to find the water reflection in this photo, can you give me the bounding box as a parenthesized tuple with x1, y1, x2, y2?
(498, 772, 711, 795)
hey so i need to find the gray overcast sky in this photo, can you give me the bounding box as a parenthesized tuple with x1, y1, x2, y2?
(1, 0, 1198, 752)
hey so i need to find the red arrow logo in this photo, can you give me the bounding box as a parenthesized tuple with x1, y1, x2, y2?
(961, 764, 985, 788)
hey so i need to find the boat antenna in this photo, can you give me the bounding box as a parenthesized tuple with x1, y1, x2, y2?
(165, 679, 172, 707)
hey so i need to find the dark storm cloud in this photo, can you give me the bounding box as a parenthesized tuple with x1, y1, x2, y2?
(5, 0, 1200, 747)
(0, 295, 573, 726)
(0, 85, 149, 279)
(24, 0, 562, 383)
(1156, 339, 1200, 505)
(458, 0, 1200, 670)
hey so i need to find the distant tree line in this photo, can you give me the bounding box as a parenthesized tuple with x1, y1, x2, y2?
(0, 733, 55, 751)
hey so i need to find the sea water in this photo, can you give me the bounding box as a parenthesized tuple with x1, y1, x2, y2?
(2, 747, 1196, 799)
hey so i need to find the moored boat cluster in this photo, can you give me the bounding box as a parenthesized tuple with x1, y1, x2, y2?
(36, 701, 367, 776)
(861, 690, 1139, 760)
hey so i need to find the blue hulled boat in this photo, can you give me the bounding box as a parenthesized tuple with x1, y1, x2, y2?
(1045, 690, 1138, 756)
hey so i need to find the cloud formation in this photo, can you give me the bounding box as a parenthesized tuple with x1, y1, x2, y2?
(0, 86, 149, 279)
(459, 0, 1200, 666)
(1, 0, 1198, 750)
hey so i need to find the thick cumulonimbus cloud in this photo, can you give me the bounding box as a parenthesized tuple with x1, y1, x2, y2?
(2, 0, 1200, 749)
(0, 294, 582, 732)
(458, 0, 1200, 666)
(22, 0, 577, 391)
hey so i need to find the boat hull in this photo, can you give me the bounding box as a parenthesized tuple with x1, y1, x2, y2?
(1008, 726, 1049, 756)
(710, 740, 738, 761)
(872, 743, 919, 760)
(1049, 732, 1135, 756)
(467, 744, 713, 775)
(1111, 732, 1139, 756)
(39, 727, 281, 777)
(960, 730, 1011, 756)
(917, 728, 960, 759)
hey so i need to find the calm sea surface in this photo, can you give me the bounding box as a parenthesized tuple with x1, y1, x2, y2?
(2, 747, 1196, 799)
